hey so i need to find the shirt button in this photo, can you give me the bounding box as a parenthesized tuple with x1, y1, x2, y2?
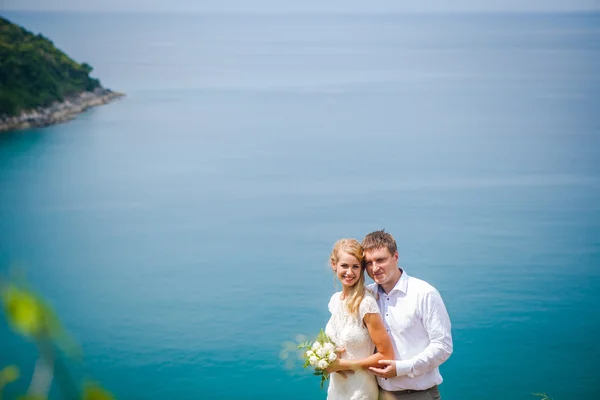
(387, 298, 389, 301)
(386, 313, 388, 316)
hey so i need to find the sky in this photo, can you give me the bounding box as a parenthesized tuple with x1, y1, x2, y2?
(2, 0, 600, 13)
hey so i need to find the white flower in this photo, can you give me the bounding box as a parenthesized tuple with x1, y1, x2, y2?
(317, 359, 329, 370)
(305, 350, 314, 358)
(316, 348, 327, 358)
(328, 352, 337, 362)
(323, 342, 335, 353)
(312, 341, 322, 350)
(309, 356, 318, 366)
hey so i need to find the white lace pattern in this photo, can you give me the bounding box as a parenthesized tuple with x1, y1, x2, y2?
(325, 291, 381, 400)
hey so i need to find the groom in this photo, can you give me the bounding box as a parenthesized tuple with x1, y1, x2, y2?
(362, 230, 453, 400)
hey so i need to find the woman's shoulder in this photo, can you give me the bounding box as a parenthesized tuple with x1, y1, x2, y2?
(362, 289, 378, 303)
(328, 291, 342, 312)
(359, 290, 380, 316)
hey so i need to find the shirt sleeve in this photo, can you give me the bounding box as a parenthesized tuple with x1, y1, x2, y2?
(359, 293, 381, 321)
(395, 289, 453, 377)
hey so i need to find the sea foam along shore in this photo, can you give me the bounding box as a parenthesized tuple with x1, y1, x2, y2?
(0, 87, 124, 133)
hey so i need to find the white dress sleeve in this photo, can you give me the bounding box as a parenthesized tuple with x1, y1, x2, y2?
(359, 293, 380, 321)
(328, 292, 340, 314)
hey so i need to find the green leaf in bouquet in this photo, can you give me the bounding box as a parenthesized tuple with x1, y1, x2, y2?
(320, 374, 329, 390)
(316, 329, 334, 346)
(297, 341, 311, 349)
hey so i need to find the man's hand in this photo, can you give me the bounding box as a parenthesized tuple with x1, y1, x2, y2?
(369, 360, 396, 378)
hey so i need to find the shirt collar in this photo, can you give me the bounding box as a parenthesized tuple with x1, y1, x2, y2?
(377, 268, 409, 295)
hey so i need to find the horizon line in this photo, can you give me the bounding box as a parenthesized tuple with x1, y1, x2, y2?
(2, 9, 600, 15)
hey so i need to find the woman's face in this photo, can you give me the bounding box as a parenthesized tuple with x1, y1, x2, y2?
(333, 252, 362, 288)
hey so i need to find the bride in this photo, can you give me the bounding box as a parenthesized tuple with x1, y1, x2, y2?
(324, 238, 394, 400)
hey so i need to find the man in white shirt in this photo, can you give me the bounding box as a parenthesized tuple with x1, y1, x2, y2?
(362, 230, 453, 400)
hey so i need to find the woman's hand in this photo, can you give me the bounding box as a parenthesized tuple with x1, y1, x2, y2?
(326, 359, 355, 379)
(325, 347, 355, 378)
(325, 359, 343, 374)
(325, 347, 346, 373)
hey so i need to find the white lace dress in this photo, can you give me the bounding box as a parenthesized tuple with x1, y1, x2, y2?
(325, 291, 381, 400)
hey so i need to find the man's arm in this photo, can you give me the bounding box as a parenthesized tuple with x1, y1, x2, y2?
(395, 289, 453, 377)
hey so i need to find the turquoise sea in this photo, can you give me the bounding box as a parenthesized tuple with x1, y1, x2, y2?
(1, 11, 599, 399)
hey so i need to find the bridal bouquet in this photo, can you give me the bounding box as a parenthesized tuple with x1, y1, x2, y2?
(297, 329, 338, 389)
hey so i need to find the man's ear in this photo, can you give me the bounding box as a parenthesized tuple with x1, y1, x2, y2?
(393, 251, 399, 262)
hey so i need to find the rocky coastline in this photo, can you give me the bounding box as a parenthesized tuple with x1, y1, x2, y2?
(0, 88, 124, 133)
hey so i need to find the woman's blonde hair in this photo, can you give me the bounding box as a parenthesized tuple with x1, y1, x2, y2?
(330, 238, 366, 319)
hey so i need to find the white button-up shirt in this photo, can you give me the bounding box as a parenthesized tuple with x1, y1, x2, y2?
(367, 269, 453, 391)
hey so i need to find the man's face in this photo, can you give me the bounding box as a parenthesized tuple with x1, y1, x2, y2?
(364, 247, 400, 290)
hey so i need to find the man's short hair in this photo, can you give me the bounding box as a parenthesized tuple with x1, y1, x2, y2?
(362, 229, 397, 255)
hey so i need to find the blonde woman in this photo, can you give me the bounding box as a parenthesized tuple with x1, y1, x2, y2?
(324, 238, 394, 400)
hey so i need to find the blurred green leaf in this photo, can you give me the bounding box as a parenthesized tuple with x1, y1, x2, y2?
(82, 382, 115, 400)
(0, 365, 19, 384)
(1, 285, 47, 338)
(1, 279, 81, 358)
(0, 365, 20, 400)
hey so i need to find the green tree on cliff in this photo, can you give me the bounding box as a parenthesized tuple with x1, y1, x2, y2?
(0, 16, 102, 116)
